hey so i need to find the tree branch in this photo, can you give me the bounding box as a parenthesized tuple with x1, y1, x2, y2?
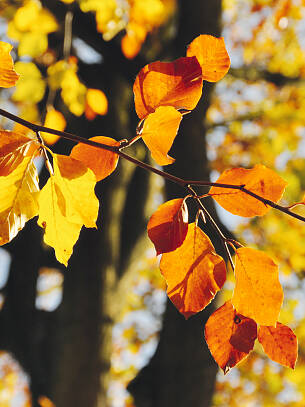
(0, 107, 304, 225)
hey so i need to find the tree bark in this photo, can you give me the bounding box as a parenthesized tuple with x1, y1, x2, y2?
(128, 1, 224, 407)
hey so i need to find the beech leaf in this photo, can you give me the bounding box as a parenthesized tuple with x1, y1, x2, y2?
(37, 154, 99, 265)
(147, 198, 188, 255)
(70, 136, 119, 182)
(0, 129, 40, 176)
(258, 323, 297, 369)
(141, 106, 182, 165)
(209, 164, 287, 217)
(186, 35, 230, 82)
(205, 301, 257, 373)
(133, 56, 203, 119)
(0, 156, 39, 245)
(160, 223, 226, 319)
(0, 41, 19, 88)
(232, 247, 283, 326)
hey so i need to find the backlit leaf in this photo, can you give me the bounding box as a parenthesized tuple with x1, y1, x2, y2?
(38, 155, 99, 265)
(209, 164, 287, 217)
(186, 35, 230, 82)
(0, 41, 19, 88)
(160, 223, 226, 318)
(70, 136, 119, 181)
(258, 323, 297, 368)
(0, 129, 40, 176)
(141, 106, 182, 165)
(133, 56, 203, 119)
(147, 198, 188, 255)
(232, 247, 283, 326)
(205, 301, 257, 373)
(41, 109, 66, 145)
(0, 156, 39, 245)
(13, 61, 46, 104)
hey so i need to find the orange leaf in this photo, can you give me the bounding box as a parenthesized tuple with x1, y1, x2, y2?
(133, 56, 203, 119)
(0, 41, 19, 88)
(70, 136, 119, 182)
(232, 247, 283, 326)
(186, 35, 230, 82)
(258, 323, 297, 369)
(160, 223, 226, 319)
(41, 109, 66, 145)
(86, 88, 108, 116)
(147, 198, 188, 255)
(141, 106, 182, 165)
(209, 164, 287, 217)
(205, 301, 257, 373)
(0, 129, 40, 176)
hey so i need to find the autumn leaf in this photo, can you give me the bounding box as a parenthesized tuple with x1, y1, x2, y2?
(232, 247, 283, 326)
(70, 136, 119, 182)
(133, 56, 203, 119)
(0, 156, 40, 245)
(205, 301, 257, 373)
(0, 41, 19, 88)
(209, 164, 287, 217)
(0, 129, 40, 176)
(160, 223, 226, 318)
(38, 154, 99, 265)
(186, 35, 230, 82)
(41, 109, 66, 145)
(147, 198, 188, 255)
(258, 323, 297, 368)
(141, 106, 182, 165)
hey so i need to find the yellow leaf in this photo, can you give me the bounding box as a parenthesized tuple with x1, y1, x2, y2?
(141, 106, 182, 165)
(61, 69, 86, 116)
(14, 1, 57, 34)
(232, 247, 283, 326)
(0, 41, 19, 88)
(0, 156, 40, 245)
(86, 88, 108, 116)
(38, 155, 99, 265)
(41, 110, 66, 145)
(18, 32, 48, 58)
(0, 129, 40, 176)
(13, 61, 45, 104)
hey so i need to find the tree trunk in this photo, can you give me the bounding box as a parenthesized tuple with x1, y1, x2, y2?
(0, 1, 225, 407)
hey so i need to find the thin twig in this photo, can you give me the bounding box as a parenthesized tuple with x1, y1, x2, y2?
(1, 107, 305, 224)
(187, 185, 235, 270)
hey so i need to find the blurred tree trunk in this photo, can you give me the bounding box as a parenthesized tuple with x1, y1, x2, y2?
(0, 1, 224, 407)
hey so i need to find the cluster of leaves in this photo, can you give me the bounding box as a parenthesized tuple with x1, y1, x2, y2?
(0, 0, 109, 142)
(0, 32, 303, 374)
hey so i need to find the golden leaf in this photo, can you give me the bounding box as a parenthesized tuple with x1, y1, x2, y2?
(232, 247, 284, 326)
(38, 154, 99, 265)
(0, 41, 19, 88)
(0, 156, 40, 245)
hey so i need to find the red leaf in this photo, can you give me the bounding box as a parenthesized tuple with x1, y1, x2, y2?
(205, 301, 257, 373)
(133, 56, 203, 119)
(147, 198, 188, 255)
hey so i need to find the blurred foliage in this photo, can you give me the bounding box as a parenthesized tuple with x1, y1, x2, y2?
(1, 0, 305, 406)
(208, 0, 305, 405)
